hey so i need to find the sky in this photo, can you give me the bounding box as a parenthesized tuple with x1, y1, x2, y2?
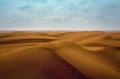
(0, 0, 120, 30)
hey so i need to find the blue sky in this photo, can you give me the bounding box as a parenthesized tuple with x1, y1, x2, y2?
(0, 0, 120, 30)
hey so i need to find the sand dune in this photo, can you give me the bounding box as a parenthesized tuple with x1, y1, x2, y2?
(0, 31, 120, 79)
(0, 43, 88, 79)
(57, 31, 106, 42)
(51, 41, 120, 79)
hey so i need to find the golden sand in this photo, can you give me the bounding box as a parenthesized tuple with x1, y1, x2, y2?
(0, 31, 120, 79)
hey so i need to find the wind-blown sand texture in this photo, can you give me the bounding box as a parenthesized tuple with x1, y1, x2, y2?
(0, 31, 120, 79)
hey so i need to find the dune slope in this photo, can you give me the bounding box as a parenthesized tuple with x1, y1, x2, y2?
(0, 44, 88, 79)
(52, 41, 120, 79)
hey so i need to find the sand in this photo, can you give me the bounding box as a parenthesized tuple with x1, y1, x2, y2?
(0, 31, 120, 79)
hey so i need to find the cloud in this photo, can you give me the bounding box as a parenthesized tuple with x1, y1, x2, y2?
(0, 0, 120, 30)
(19, 5, 31, 11)
(29, 0, 47, 3)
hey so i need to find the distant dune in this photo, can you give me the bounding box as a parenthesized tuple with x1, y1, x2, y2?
(0, 31, 120, 79)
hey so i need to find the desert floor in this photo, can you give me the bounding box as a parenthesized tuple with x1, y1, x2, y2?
(0, 31, 120, 79)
